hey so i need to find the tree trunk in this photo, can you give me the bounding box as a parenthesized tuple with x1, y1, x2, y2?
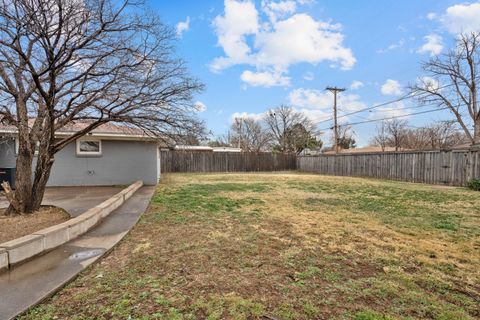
(474, 121, 480, 146)
(6, 144, 34, 214)
(30, 152, 55, 212)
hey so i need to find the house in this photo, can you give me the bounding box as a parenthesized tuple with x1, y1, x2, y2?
(0, 122, 161, 186)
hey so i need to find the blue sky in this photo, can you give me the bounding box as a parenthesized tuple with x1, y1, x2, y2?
(148, 0, 479, 146)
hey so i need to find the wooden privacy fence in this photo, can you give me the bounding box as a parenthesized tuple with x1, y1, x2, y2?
(297, 150, 480, 186)
(160, 151, 297, 173)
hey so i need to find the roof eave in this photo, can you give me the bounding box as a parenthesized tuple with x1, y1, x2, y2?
(0, 129, 159, 142)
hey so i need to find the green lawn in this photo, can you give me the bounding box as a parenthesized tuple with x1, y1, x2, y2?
(21, 173, 480, 320)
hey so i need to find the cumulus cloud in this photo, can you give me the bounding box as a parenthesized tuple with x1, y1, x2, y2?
(439, 2, 480, 34)
(417, 34, 443, 56)
(211, 0, 355, 87)
(194, 101, 207, 112)
(254, 14, 355, 70)
(261, 0, 297, 23)
(381, 79, 403, 96)
(240, 70, 290, 87)
(176, 17, 190, 38)
(350, 80, 364, 90)
(211, 0, 259, 72)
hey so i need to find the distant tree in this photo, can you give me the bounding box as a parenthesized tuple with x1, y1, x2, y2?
(371, 121, 389, 151)
(284, 123, 323, 154)
(335, 125, 356, 150)
(265, 105, 319, 153)
(412, 32, 480, 146)
(230, 117, 271, 152)
(402, 121, 468, 150)
(422, 121, 468, 149)
(207, 135, 232, 148)
(385, 119, 408, 151)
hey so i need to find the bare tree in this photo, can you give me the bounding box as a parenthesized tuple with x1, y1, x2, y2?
(264, 105, 319, 153)
(385, 119, 408, 151)
(412, 32, 480, 145)
(371, 121, 389, 152)
(402, 121, 468, 150)
(207, 134, 232, 148)
(0, 0, 204, 214)
(230, 117, 271, 153)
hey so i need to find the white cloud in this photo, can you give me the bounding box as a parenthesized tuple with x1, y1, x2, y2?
(289, 88, 366, 111)
(426, 12, 437, 20)
(381, 79, 403, 96)
(288, 88, 366, 122)
(176, 17, 190, 38)
(416, 76, 441, 92)
(297, 0, 315, 4)
(440, 2, 480, 34)
(210, 0, 259, 72)
(261, 0, 297, 23)
(240, 70, 290, 87)
(303, 71, 314, 81)
(230, 111, 265, 123)
(350, 80, 364, 90)
(377, 39, 405, 53)
(194, 101, 207, 112)
(370, 101, 411, 120)
(211, 0, 355, 87)
(254, 14, 355, 70)
(417, 34, 443, 56)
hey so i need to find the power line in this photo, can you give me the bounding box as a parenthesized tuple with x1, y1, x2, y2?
(319, 106, 451, 131)
(316, 83, 456, 126)
(316, 92, 414, 125)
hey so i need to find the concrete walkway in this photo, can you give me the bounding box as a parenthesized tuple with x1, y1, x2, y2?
(0, 187, 122, 217)
(0, 186, 156, 320)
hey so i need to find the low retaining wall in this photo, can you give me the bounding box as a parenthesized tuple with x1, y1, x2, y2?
(0, 181, 143, 271)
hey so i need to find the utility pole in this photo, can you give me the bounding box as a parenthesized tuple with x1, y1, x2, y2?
(326, 87, 346, 154)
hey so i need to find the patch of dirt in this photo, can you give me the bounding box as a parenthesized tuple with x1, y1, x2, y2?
(0, 206, 70, 243)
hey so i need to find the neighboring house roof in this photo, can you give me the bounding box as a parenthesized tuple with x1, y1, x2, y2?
(212, 147, 242, 153)
(173, 145, 243, 152)
(174, 145, 214, 151)
(0, 120, 157, 141)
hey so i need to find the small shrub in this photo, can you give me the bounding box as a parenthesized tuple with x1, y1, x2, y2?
(467, 178, 480, 191)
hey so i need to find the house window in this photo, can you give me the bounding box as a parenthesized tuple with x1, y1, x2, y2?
(76, 139, 102, 156)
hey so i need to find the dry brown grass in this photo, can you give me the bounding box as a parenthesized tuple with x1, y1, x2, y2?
(21, 173, 480, 320)
(0, 206, 70, 243)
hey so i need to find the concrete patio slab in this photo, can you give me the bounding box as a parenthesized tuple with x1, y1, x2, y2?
(0, 186, 156, 320)
(0, 186, 122, 216)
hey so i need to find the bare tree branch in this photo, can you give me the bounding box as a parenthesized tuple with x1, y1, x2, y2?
(411, 32, 480, 145)
(0, 0, 205, 214)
